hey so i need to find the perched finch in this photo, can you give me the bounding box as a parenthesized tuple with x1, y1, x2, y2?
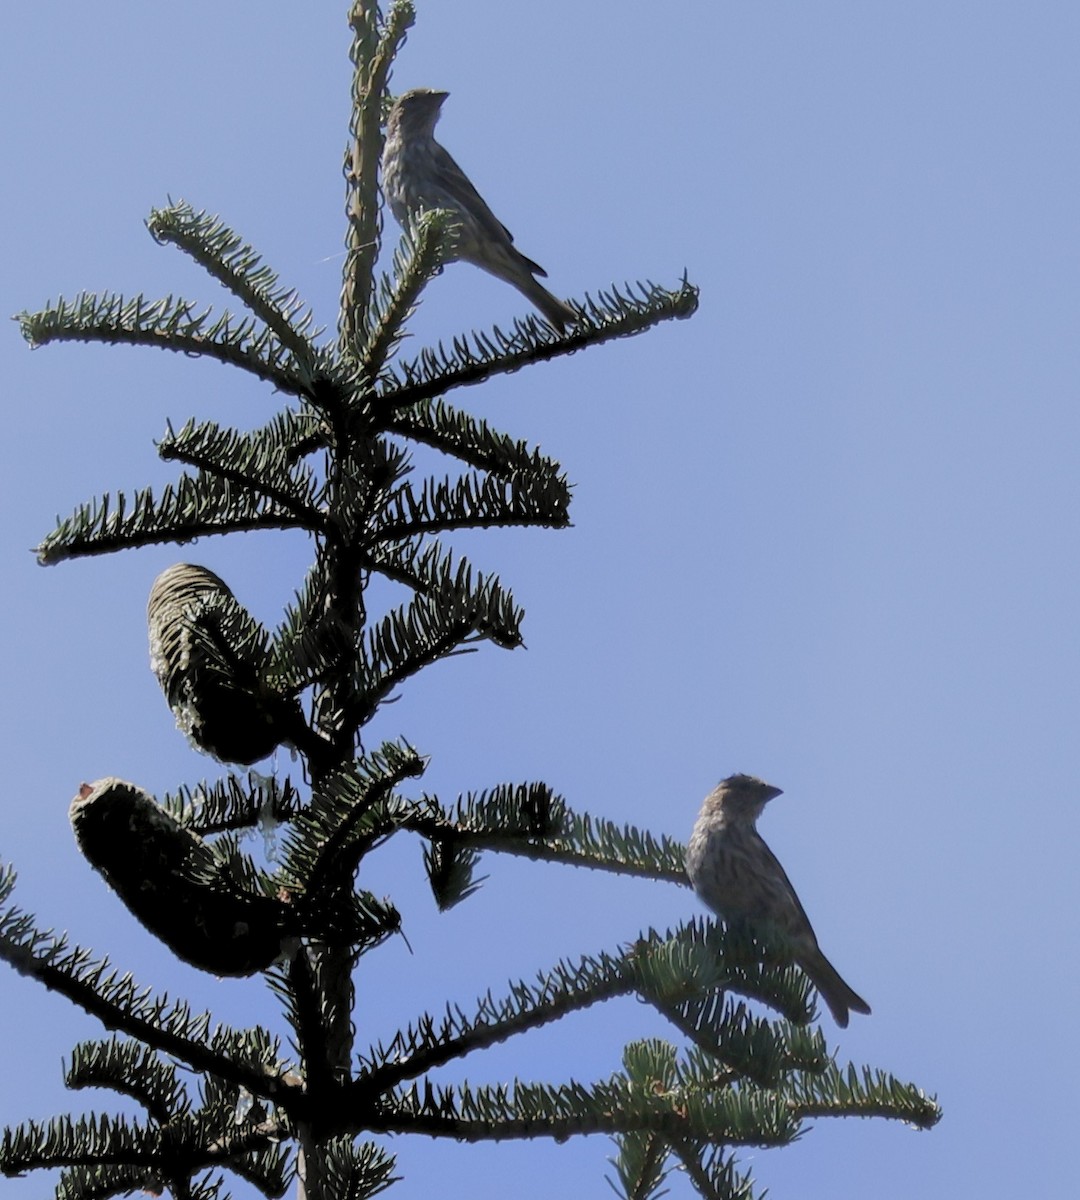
(381, 88, 576, 330)
(686, 774, 871, 1028)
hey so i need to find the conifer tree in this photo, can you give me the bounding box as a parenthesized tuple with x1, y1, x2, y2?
(0, 5, 940, 1199)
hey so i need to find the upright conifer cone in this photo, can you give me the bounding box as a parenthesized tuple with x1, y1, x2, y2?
(147, 563, 303, 765)
(71, 777, 296, 976)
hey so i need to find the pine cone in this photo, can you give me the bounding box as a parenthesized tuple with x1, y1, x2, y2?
(147, 563, 303, 765)
(71, 777, 296, 976)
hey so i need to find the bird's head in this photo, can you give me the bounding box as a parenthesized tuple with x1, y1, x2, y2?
(709, 773, 783, 821)
(388, 88, 449, 136)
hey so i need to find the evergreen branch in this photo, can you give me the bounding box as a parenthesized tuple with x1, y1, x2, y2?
(280, 743, 426, 897)
(361, 212, 455, 379)
(317, 1137, 398, 1200)
(426, 783, 566, 843)
(191, 831, 285, 901)
(37, 474, 313, 564)
(355, 945, 634, 1094)
(646, 999, 825, 1089)
(67, 1039, 189, 1126)
(371, 2, 415, 113)
(159, 775, 304, 837)
(209, 1139, 291, 1200)
(374, 782, 681, 897)
(469, 806, 690, 883)
(283, 777, 557, 920)
(610, 1042, 783, 1199)
(269, 562, 357, 691)
(386, 398, 563, 478)
(354, 921, 800, 1097)
(157, 415, 325, 527)
(0, 876, 293, 1102)
(421, 838, 484, 910)
(6, 8, 933, 1194)
(0, 1111, 289, 1194)
(287, 384, 567, 484)
(365, 1073, 796, 1146)
(312, 943, 358, 1084)
(183, 1076, 292, 1191)
(786, 1063, 942, 1130)
(374, 468, 570, 542)
(664, 1142, 756, 1200)
(279, 948, 336, 1096)
(340, 0, 415, 350)
(290, 779, 560, 909)
(354, 590, 490, 719)
(295, 434, 411, 747)
(247, 406, 330, 461)
(174, 1177, 224, 1200)
(608, 1131, 672, 1200)
(660, 1008, 827, 1089)
(0, 1113, 153, 1175)
(363, 540, 508, 612)
(268, 427, 417, 696)
(413, 783, 564, 905)
(607, 1040, 677, 1200)
(374, 278, 698, 412)
(146, 201, 323, 377)
(327, 432, 412, 544)
(633, 919, 815, 1028)
(282, 429, 331, 467)
(351, 561, 523, 722)
(192, 829, 389, 954)
(56, 1161, 165, 1200)
(17, 291, 311, 395)
(362, 538, 452, 595)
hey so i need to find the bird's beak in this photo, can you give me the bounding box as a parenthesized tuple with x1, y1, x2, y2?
(432, 91, 449, 105)
(764, 785, 783, 801)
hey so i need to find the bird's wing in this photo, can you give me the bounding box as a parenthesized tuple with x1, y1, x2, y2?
(431, 142, 548, 278)
(756, 835, 821, 946)
(431, 144, 513, 237)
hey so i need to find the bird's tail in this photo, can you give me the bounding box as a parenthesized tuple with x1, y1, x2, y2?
(800, 952, 872, 1028)
(480, 244, 577, 331)
(515, 273, 577, 331)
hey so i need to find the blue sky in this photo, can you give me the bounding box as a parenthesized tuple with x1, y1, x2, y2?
(3, 3, 1079, 1197)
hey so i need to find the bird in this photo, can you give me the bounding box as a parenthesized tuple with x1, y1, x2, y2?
(685, 773, 871, 1027)
(381, 87, 576, 331)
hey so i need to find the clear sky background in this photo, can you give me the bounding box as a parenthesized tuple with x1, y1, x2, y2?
(2, 3, 1077, 1197)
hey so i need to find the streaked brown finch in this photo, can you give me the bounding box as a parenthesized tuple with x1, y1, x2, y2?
(381, 88, 576, 330)
(686, 774, 871, 1027)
